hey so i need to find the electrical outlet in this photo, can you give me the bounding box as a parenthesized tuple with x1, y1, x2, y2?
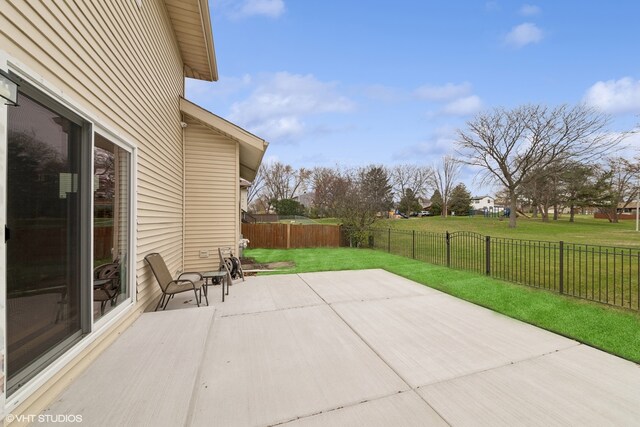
(199, 250, 209, 258)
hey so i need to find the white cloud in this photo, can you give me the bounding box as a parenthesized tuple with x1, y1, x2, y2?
(219, 0, 285, 19)
(584, 77, 640, 115)
(504, 22, 544, 48)
(228, 72, 355, 142)
(186, 74, 252, 100)
(393, 126, 459, 160)
(441, 95, 483, 116)
(240, 0, 284, 17)
(519, 4, 541, 16)
(415, 82, 472, 101)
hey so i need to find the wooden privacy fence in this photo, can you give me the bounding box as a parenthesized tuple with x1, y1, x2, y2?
(242, 223, 342, 249)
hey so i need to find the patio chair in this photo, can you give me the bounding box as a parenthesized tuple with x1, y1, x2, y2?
(93, 261, 120, 315)
(144, 253, 207, 311)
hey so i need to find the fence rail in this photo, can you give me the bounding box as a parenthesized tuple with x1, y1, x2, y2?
(242, 223, 342, 249)
(359, 228, 640, 311)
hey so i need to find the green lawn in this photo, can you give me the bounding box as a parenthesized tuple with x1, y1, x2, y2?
(375, 215, 640, 248)
(246, 247, 640, 364)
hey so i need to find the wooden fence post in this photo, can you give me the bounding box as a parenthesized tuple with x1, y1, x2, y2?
(286, 223, 291, 249)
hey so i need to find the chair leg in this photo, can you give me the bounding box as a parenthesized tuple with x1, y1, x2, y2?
(162, 295, 171, 310)
(202, 286, 209, 306)
(154, 294, 165, 311)
(193, 288, 200, 307)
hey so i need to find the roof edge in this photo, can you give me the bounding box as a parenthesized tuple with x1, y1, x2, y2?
(198, 0, 218, 81)
(180, 97, 268, 150)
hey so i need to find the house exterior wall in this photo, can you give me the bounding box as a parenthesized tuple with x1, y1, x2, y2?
(472, 196, 494, 211)
(0, 0, 188, 419)
(183, 119, 239, 270)
(1, 0, 186, 302)
(240, 188, 249, 212)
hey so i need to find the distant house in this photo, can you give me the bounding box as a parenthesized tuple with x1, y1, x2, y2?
(293, 192, 315, 209)
(617, 202, 640, 214)
(471, 196, 494, 211)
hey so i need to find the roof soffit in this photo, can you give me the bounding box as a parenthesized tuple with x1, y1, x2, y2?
(164, 0, 218, 81)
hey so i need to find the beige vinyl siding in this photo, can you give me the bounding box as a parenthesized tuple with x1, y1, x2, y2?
(184, 119, 238, 271)
(0, 0, 192, 418)
(0, 0, 185, 306)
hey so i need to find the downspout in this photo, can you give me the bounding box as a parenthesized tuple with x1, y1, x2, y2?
(181, 119, 186, 273)
(236, 141, 240, 253)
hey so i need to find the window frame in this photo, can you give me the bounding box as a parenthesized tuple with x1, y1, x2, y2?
(1, 58, 138, 413)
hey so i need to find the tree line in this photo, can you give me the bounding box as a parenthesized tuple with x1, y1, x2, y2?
(248, 103, 638, 230)
(247, 158, 473, 229)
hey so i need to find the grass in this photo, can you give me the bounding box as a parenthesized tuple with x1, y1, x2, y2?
(246, 247, 640, 363)
(375, 214, 640, 248)
(313, 217, 342, 225)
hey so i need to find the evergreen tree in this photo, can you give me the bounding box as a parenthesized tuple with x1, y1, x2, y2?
(398, 188, 422, 214)
(430, 190, 443, 216)
(360, 165, 394, 214)
(271, 198, 306, 216)
(450, 183, 472, 215)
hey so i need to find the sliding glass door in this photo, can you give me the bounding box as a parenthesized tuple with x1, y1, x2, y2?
(6, 92, 86, 394)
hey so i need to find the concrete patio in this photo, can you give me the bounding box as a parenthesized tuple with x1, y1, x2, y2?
(41, 270, 640, 426)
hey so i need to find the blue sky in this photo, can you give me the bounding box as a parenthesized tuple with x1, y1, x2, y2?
(186, 0, 640, 195)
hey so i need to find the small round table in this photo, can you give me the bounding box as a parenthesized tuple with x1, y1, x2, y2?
(201, 271, 229, 302)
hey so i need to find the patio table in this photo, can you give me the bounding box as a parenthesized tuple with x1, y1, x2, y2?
(201, 271, 229, 302)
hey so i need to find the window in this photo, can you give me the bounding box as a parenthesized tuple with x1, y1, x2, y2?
(93, 134, 131, 321)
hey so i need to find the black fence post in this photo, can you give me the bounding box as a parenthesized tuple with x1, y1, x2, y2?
(485, 235, 491, 275)
(559, 240, 564, 294)
(446, 231, 451, 267)
(388, 228, 391, 253)
(412, 230, 416, 259)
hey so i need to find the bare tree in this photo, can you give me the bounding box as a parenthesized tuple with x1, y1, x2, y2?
(520, 161, 564, 222)
(598, 157, 639, 223)
(559, 161, 605, 222)
(248, 193, 271, 214)
(261, 161, 311, 208)
(389, 164, 431, 203)
(311, 166, 350, 217)
(246, 163, 266, 206)
(457, 104, 627, 228)
(426, 155, 461, 218)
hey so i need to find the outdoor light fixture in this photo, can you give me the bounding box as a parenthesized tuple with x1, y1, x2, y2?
(0, 69, 19, 106)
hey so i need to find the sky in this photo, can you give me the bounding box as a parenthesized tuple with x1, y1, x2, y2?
(186, 0, 640, 196)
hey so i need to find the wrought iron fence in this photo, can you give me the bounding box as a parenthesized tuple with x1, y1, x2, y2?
(358, 228, 640, 311)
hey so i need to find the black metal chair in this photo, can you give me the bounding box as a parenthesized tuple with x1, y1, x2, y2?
(94, 262, 120, 315)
